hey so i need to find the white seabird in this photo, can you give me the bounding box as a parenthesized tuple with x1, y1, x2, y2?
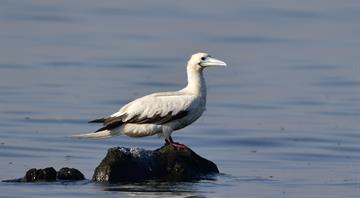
(73, 52, 226, 148)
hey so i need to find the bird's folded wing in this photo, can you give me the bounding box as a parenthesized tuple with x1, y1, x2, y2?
(93, 93, 198, 132)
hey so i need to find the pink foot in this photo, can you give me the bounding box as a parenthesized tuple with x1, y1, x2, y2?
(165, 137, 187, 149)
(170, 142, 187, 149)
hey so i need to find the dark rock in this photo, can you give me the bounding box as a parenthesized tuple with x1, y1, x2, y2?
(2, 167, 85, 182)
(25, 167, 57, 182)
(57, 167, 85, 180)
(93, 145, 219, 183)
(92, 147, 154, 182)
(154, 145, 219, 181)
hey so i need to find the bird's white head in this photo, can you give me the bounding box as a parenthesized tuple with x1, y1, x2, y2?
(187, 52, 227, 70)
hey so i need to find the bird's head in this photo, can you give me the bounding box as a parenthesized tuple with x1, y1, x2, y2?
(187, 52, 227, 70)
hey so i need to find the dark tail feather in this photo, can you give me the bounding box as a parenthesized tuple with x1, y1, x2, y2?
(88, 118, 105, 123)
(95, 126, 107, 132)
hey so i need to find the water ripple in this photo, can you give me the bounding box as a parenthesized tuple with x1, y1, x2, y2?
(259, 8, 324, 19)
(216, 103, 282, 110)
(209, 35, 296, 44)
(318, 111, 360, 117)
(292, 64, 339, 71)
(314, 78, 360, 87)
(273, 152, 358, 162)
(136, 81, 182, 88)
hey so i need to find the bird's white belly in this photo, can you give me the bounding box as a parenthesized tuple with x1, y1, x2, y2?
(119, 123, 163, 137)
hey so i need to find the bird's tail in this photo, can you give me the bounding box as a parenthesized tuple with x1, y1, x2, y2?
(71, 130, 118, 139)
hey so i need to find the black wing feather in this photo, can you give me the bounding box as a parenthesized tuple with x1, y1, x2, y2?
(89, 115, 126, 132)
(88, 118, 106, 123)
(91, 110, 189, 132)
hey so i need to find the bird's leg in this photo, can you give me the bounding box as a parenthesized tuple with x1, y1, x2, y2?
(165, 138, 171, 145)
(165, 136, 186, 148)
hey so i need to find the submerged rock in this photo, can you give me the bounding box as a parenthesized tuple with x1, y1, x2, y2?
(25, 167, 57, 182)
(2, 167, 85, 182)
(93, 145, 219, 183)
(57, 167, 85, 180)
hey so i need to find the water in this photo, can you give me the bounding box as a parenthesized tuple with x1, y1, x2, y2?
(1, 0, 360, 197)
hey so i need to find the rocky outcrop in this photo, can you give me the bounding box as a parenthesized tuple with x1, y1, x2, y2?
(3, 146, 219, 183)
(93, 145, 219, 183)
(57, 167, 85, 181)
(2, 167, 85, 182)
(25, 167, 57, 182)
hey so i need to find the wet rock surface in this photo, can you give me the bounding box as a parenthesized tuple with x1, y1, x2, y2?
(25, 167, 57, 182)
(93, 145, 219, 183)
(3, 167, 85, 182)
(57, 167, 85, 181)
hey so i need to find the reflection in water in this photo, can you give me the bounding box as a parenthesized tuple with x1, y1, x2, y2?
(102, 181, 202, 197)
(99, 173, 278, 197)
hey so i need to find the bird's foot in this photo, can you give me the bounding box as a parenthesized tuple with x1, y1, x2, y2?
(169, 142, 187, 149)
(165, 137, 187, 149)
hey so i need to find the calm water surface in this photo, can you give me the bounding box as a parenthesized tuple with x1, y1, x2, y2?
(1, 0, 360, 197)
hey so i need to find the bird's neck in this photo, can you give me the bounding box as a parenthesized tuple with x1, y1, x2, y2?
(184, 65, 207, 97)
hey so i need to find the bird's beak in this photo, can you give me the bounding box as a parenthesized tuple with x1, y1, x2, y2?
(201, 57, 227, 67)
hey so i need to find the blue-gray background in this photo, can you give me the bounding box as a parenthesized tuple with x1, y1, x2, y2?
(0, 0, 359, 197)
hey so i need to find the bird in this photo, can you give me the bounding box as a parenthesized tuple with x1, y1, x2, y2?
(73, 52, 226, 148)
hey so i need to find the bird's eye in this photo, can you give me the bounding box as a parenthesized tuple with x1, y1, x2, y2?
(201, 57, 207, 61)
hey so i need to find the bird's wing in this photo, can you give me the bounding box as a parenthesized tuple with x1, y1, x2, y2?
(91, 92, 198, 132)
